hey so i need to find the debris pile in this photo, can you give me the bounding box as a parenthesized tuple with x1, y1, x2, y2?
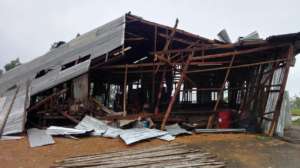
(53, 143, 225, 168)
(26, 115, 192, 147)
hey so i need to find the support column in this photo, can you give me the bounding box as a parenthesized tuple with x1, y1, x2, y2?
(161, 52, 194, 130)
(123, 64, 128, 116)
(207, 54, 235, 128)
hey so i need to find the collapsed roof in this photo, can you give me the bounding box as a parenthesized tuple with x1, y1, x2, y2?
(0, 13, 299, 137)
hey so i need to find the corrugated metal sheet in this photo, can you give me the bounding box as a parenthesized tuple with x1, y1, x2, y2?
(0, 135, 23, 140)
(46, 126, 88, 135)
(0, 88, 18, 135)
(165, 123, 192, 136)
(120, 128, 168, 145)
(27, 128, 55, 147)
(276, 91, 291, 137)
(0, 96, 7, 111)
(103, 127, 124, 138)
(262, 68, 284, 134)
(73, 74, 89, 102)
(0, 15, 125, 97)
(2, 83, 29, 135)
(75, 115, 108, 136)
(0, 16, 125, 135)
(158, 134, 176, 141)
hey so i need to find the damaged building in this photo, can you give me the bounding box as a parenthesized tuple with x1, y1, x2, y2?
(0, 13, 300, 139)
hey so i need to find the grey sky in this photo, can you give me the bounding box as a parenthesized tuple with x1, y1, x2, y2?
(0, 0, 299, 96)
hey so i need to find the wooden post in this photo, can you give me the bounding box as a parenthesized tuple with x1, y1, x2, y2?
(123, 64, 128, 116)
(153, 19, 178, 113)
(268, 45, 293, 136)
(258, 63, 277, 126)
(161, 52, 194, 130)
(151, 25, 158, 106)
(207, 54, 235, 128)
(154, 71, 166, 115)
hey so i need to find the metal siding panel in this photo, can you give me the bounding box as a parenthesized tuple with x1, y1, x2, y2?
(2, 84, 29, 135)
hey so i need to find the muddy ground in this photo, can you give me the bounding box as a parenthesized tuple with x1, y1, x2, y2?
(0, 133, 299, 168)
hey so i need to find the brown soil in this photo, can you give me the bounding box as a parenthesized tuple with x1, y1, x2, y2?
(0, 133, 299, 168)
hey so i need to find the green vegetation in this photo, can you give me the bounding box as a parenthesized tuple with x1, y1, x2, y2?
(292, 118, 300, 126)
(4, 58, 21, 72)
(256, 135, 272, 141)
(291, 108, 300, 116)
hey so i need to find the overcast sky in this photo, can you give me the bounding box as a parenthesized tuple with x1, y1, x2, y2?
(0, 0, 299, 96)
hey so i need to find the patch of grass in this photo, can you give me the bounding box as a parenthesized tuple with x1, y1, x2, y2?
(256, 135, 272, 141)
(291, 108, 300, 116)
(292, 119, 300, 126)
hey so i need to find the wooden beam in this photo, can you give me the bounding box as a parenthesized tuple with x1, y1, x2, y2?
(110, 58, 286, 74)
(27, 89, 67, 112)
(153, 41, 270, 55)
(191, 45, 287, 61)
(268, 46, 293, 136)
(154, 18, 179, 73)
(207, 54, 236, 128)
(125, 37, 145, 41)
(123, 64, 128, 117)
(158, 33, 198, 45)
(161, 52, 194, 130)
(151, 25, 158, 106)
(101, 61, 223, 69)
(188, 58, 287, 74)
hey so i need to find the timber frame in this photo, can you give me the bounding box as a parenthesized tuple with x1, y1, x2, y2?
(22, 13, 300, 136)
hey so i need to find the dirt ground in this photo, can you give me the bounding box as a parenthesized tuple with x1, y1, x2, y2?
(0, 133, 299, 168)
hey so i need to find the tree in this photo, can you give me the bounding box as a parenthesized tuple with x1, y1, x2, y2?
(4, 58, 21, 71)
(290, 95, 300, 109)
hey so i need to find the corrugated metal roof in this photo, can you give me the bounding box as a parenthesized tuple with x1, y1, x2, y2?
(0, 15, 125, 97)
(0, 15, 125, 136)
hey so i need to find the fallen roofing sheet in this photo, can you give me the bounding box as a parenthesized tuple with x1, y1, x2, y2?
(103, 127, 124, 138)
(120, 128, 168, 145)
(158, 134, 176, 141)
(0, 135, 23, 140)
(27, 128, 55, 147)
(46, 126, 88, 135)
(165, 123, 192, 136)
(75, 115, 108, 136)
(195, 128, 246, 133)
(53, 143, 226, 168)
